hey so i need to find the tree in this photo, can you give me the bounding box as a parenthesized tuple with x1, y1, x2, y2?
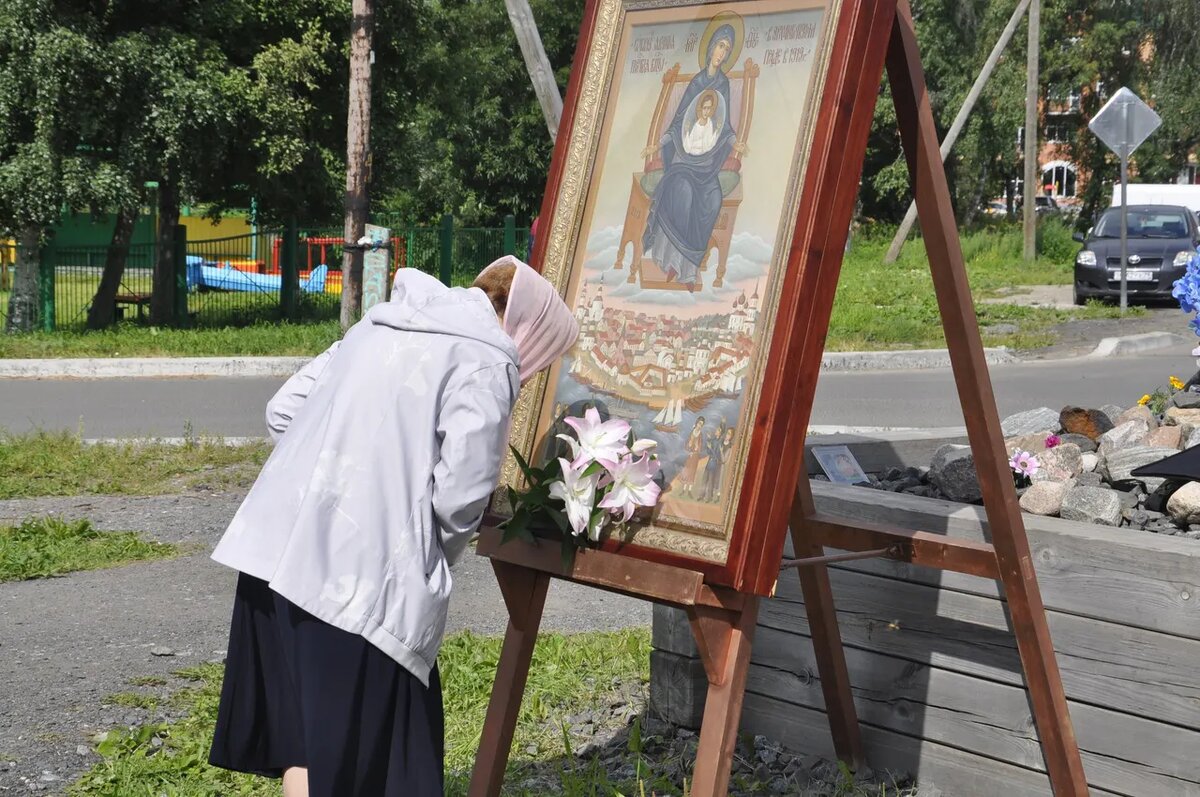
(0, 1, 119, 332)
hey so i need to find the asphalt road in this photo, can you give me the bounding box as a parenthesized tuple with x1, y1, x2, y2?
(0, 349, 1195, 437)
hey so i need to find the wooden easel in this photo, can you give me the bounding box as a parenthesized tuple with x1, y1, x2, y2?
(469, 2, 1089, 795)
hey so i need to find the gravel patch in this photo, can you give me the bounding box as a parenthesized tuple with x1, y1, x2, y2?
(0, 490, 649, 792)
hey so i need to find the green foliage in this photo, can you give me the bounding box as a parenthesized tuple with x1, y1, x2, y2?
(70, 629, 652, 797)
(0, 516, 175, 581)
(0, 432, 270, 499)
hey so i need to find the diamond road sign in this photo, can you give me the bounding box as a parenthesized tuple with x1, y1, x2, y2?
(1089, 87, 1161, 158)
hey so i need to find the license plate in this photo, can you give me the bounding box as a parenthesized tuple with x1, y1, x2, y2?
(1109, 270, 1155, 282)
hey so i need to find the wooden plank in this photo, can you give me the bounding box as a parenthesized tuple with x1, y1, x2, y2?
(476, 528, 721, 609)
(739, 691, 1123, 797)
(757, 569, 1200, 730)
(743, 624, 1200, 796)
(808, 482, 1200, 640)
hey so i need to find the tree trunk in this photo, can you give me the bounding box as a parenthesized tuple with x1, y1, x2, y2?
(340, 0, 373, 329)
(5, 226, 41, 334)
(150, 181, 179, 326)
(87, 207, 137, 329)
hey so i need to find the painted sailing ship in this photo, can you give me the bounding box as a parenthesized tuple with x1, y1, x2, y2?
(653, 398, 684, 433)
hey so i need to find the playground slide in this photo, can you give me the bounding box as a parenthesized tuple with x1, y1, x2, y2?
(185, 256, 327, 294)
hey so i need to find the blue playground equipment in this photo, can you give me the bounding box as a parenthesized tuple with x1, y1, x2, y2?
(185, 255, 328, 294)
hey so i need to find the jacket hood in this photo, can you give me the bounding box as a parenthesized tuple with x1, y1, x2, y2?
(367, 269, 518, 364)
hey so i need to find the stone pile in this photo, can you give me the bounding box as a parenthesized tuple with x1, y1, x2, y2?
(867, 394, 1200, 538)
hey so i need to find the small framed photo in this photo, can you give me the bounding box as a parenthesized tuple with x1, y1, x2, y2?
(811, 445, 869, 485)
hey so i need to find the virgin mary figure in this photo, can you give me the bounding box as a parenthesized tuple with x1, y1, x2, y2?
(641, 24, 742, 290)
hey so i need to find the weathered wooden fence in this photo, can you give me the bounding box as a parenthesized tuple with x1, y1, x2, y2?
(651, 480, 1200, 796)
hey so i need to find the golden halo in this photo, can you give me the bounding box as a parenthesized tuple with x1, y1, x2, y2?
(697, 12, 744, 74)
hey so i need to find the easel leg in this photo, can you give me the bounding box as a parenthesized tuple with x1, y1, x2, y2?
(886, 2, 1088, 793)
(468, 562, 551, 797)
(688, 596, 760, 797)
(791, 482, 867, 768)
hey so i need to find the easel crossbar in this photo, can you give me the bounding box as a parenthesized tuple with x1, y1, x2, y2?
(475, 528, 744, 610)
(805, 513, 1000, 578)
(778, 544, 902, 569)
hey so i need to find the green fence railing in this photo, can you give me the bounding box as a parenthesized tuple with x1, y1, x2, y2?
(9, 216, 531, 332)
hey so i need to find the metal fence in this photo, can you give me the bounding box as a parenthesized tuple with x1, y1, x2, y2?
(0, 217, 531, 332)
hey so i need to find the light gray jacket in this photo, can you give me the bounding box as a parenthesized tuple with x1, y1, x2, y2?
(211, 269, 519, 686)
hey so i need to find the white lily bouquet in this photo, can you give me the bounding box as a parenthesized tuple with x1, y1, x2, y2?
(502, 407, 663, 564)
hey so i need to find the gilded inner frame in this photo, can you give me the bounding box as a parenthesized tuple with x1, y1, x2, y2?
(500, 0, 844, 565)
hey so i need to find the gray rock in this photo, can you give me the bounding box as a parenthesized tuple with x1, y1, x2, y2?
(1060, 433, 1097, 453)
(1074, 471, 1103, 487)
(1116, 404, 1158, 430)
(1019, 481, 1068, 516)
(1001, 407, 1061, 437)
(149, 646, 175, 657)
(1173, 390, 1200, 409)
(1061, 486, 1123, 526)
(1100, 404, 1124, 424)
(1031, 443, 1083, 483)
(1187, 428, 1200, 450)
(1079, 452, 1099, 473)
(1101, 446, 1177, 491)
(929, 444, 982, 503)
(1167, 482, 1200, 526)
(1098, 420, 1150, 459)
(1116, 489, 1140, 511)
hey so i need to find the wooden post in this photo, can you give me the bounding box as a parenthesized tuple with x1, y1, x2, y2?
(341, 0, 373, 329)
(886, 2, 1087, 791)
(1023, 0, 1040, 261)
(505, 0, 563, 141)
(468, 562, 551, 797)
(884, 0, 1033, 264)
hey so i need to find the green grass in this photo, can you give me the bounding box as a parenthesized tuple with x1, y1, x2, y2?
(2, 222, 1145, 356)
(69, 629, 653, 797)
(829, 219, 1140, 351)
(0, 516, 176, 582)
(0, 320, 341, 358)
(0, 432, 271, 499)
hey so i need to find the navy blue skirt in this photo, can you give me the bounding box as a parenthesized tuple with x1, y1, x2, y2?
(209, 573, 444, 796)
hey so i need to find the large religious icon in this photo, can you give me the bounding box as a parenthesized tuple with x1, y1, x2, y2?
(500, 0, 845, 592)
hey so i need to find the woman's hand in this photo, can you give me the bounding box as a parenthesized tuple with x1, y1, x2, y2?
(641, 143, 660, 160)
(733, 141, 748, 157)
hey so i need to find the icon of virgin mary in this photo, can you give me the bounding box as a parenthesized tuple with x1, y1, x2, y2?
(641, 22, 744, 291)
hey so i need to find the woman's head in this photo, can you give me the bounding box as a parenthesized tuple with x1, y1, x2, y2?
(707, 26, 735, 70)
(697, 91, 718, 122)
(475, 256, 579, 385)
(472, 262, 517, 320)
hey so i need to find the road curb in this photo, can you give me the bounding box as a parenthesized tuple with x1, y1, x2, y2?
(0, 356, 310, 380)
(0, 332, 1187, 380)
(1086, 332, 1187, 358)
(820, 348, 1017, 371)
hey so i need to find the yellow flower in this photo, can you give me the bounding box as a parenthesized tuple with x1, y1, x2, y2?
(1139, 394, 1152, 406)
(1170, 376, 1185, 391)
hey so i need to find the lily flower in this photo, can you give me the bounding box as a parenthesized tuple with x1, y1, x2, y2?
(561, 408, 631, 467)
(1008, 449, 1040, 478)
(598, 454, 662, 522)
(548, 458, 600, 537)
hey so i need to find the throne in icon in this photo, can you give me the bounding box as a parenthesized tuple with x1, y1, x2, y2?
(613, 59, 760, 291)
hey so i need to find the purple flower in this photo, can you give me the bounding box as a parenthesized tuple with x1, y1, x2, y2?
(1008, 449, 1040, 478)
(1044, 434, 1061, 449)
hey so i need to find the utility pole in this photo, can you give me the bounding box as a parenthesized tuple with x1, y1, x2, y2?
(884, 0, 1032, 264)
(505, 0, 563, 141)
(341, 0, 373, 329)
(1023, 0, 1041, 262)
